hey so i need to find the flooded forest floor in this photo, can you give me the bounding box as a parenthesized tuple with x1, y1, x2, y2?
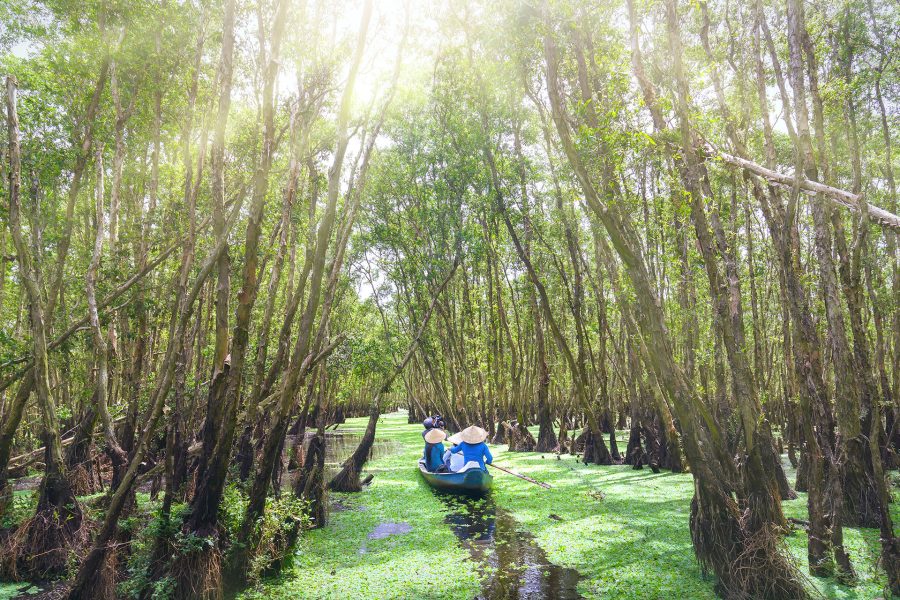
(237, 412, 898, 599)
(2, 412, 891, 599)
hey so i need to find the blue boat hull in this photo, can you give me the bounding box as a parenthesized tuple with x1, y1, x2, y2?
(418, 459, 492, 494)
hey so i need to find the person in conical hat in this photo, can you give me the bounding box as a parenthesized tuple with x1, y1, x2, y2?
(424, 428, 447, 444)
(449, 426, 492, 471)
(423, 428, 447, 472)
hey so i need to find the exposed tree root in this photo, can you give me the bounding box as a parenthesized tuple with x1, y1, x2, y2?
(581, 428, 613, 465)
(171, 544, 223, 600)
(502, 421, 536, 452)
(640, 422, 662, 472)
(624, 424, 646, 468)
(66, 463, 97, 497)
(690, 486, 812, 600)
(0, 507, 88, 581)
(534, 423, 557, 453)
(726, 521, 815, 599)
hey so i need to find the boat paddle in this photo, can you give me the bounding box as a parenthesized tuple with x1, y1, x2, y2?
(488, 463, 552, 489)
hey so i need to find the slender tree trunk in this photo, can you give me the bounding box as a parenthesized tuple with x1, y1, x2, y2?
(5, 75, 85, 582)
(236, 4, 374, 582)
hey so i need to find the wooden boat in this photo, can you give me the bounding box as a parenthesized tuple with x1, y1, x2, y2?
(417, 459, 493, 494)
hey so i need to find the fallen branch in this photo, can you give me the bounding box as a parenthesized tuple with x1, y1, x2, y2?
(787, 517, 809, 528)
(8, 416, 128, 471)
(708, 144, 900, 232)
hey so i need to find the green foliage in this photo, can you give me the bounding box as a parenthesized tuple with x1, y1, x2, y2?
(219, 483, 247, 540)
(119, 484, 313, 598)
(118, 502, 187, 600)
(0, 582, 39, 599)
(246, 494, 309, 585)
(0, 489, 35, 529)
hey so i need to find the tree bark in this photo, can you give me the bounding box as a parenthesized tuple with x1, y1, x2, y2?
(5, 75, 84, 581)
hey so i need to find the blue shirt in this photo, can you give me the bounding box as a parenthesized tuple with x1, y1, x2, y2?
(450, 441, 493, 470)
(424, 442, 445, 471)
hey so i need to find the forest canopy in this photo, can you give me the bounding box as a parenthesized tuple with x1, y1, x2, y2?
(0, 0, 899, 598)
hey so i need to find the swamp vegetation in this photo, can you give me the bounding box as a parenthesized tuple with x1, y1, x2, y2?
(0, 0, 899, 598)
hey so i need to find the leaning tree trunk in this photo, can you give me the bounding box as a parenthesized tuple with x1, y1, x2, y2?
(488, 137, 610, 465)
(328, 401, 380, 493)
(503, 420, 537, 452)
(295, 428, 327, 529)
(1, 55, 107, 572)
(236, 2, 374, 549)
(66, 56, 227, 598)
(329, 258, 459, 492)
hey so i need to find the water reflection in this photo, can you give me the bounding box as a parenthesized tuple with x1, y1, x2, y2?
(299, 430, 400, 477)
(437, 493, 582, 599)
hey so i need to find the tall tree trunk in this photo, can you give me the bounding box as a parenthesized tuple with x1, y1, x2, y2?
(0, 60, 109, 519)
(785, 0, 855, 579)
(236, 3, 373, 582)
(514, 124, 556, 453)
(188, 0, 237, 536)
(5, 75, 84, 582)
(662, 0, 787, 529)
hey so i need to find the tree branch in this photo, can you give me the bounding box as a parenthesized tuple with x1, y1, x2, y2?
(708, 144, 900, 232)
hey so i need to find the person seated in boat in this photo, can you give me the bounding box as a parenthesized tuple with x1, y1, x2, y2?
(423, 428, 448, 472)
(443, 433, 466, 472)
(422, 416, 435, 439)
(449, 426, 492, 471)
(421, 414, 445, 439)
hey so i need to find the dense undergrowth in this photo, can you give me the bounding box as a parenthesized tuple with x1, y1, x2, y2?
(0, 477, 308, 598)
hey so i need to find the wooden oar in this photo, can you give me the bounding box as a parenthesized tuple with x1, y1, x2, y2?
(488, 463, 552, 489)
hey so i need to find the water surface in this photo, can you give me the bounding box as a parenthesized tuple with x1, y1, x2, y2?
(298, 430, 400, 477)
(438, 492, 582, 599)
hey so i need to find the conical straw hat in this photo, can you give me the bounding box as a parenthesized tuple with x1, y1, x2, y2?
(424, 428, 447, 444)
(457, 425, 488, 444)
(447, 432, 463, 445)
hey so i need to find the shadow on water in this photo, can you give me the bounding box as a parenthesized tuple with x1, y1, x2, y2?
(437, 491, 582, 599)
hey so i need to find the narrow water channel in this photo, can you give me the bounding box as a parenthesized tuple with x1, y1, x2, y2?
(308, 427, 582, 598)
(437, 492, 582, 599)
